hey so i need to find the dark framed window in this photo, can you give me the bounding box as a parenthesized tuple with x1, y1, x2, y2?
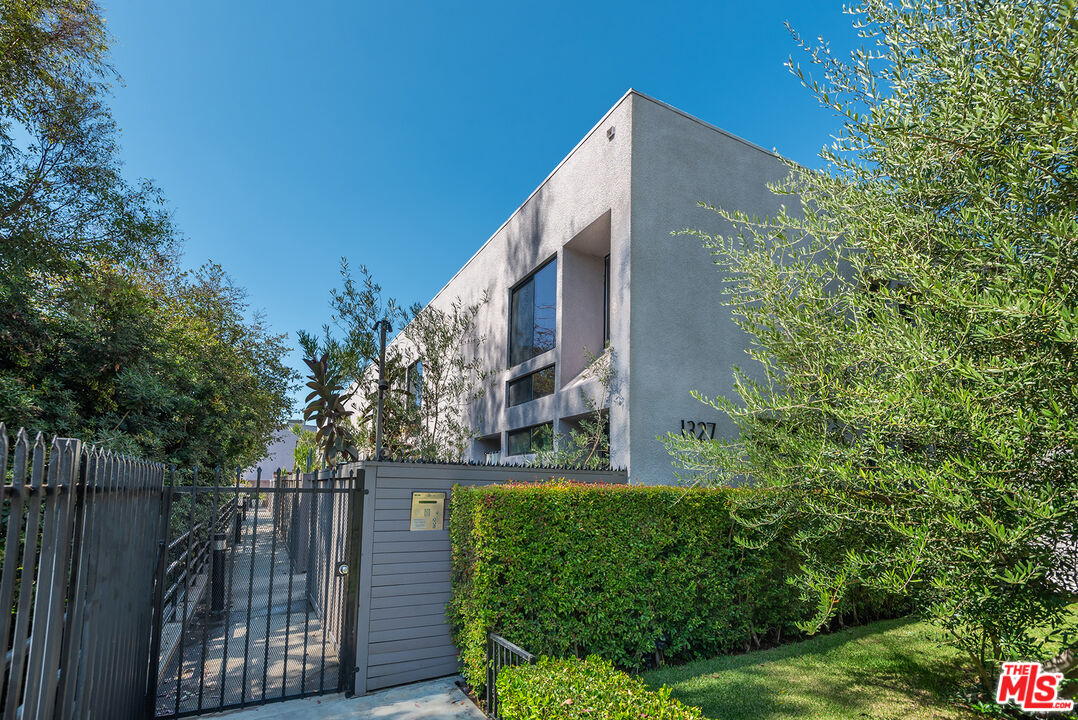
(509, 258, 556, 366)
(507, 422, 553, 456)
(603, 253, 610, 344)
(406, 360, 422, 408)
(507, 365, 555, 407)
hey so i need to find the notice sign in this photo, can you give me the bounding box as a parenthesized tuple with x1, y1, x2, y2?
(410, 491, 446, 531)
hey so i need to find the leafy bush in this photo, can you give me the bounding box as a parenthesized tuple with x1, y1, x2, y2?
(497, 656, 705, 720)
(449, 481, 894, 692)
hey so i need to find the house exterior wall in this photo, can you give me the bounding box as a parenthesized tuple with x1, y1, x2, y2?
(366, 90, 792, 483)
(244, 420, 315, 483)
(626, 93, 791, 484)
(374, 92, 635, 469)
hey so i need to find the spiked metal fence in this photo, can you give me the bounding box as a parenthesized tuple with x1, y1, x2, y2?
(0, 425, 169, 720)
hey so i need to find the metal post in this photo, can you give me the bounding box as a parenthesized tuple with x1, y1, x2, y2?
(374, 319, 391, 461)
(211, 531, 226, 616)
(233, 508, 242, 544)
(339, 470, 365, 696)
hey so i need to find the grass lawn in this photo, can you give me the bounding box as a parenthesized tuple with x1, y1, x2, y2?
(643, 617, 980, 720)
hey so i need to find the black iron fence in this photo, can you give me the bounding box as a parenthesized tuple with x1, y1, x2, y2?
(486, 633, 535, 719)
(0, 422, 363, 720)
(154, 467, 360, 718)
(0, 425, 169, 720)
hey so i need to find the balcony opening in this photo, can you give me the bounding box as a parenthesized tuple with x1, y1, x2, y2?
(561, 210, 611, 386)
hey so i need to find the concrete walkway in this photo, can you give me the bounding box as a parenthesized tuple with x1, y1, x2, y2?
(201, 677, 486, 720)
(157, 500, 340, 716)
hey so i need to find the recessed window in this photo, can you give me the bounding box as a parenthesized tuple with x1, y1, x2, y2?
(509, 259, 556, 366)
(507, 422, 553, 456)
(603, 253, 610, 345)
(406, 360, 422, 408)
(507, 365, 555, 407)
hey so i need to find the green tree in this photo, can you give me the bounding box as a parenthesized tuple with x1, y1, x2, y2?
(302, 260, 491, 461)
(291, 423, 317, 473)
(299, 259, 417, 458)
(401, 296, 490, 460)
(667, 0, 1078, 692)
(301, 353, 359, 468)
(0, 1, 295, 469)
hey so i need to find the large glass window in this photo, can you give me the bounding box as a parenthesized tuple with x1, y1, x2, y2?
(507, 422, 553, 456)
(507, 365, 555, 407)
(509, 259, 556, 366)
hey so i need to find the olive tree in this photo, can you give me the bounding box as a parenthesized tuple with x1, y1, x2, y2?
(667, 0, 1078, 692)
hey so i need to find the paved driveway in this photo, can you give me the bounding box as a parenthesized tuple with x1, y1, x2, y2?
(202, 677, 486, 720)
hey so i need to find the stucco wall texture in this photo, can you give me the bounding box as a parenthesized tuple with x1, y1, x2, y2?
(376, 90, 791, 484)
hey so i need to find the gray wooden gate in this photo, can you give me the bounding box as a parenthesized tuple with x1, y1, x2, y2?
(350, 461, 626, 694)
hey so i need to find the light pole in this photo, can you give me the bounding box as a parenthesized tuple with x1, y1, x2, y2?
(374, 319, 391, 460)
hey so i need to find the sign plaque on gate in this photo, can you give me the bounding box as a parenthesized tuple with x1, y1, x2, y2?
(410, 491, 446, 531)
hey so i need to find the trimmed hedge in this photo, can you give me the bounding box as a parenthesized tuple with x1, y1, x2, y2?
(450, 481, 890, 693)
(497, 655, 705, 720)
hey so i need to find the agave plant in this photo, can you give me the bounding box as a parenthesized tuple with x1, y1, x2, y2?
(302, 353, 359, 468)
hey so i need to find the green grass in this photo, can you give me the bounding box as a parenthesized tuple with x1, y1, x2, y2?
(643, 618, 979, 720)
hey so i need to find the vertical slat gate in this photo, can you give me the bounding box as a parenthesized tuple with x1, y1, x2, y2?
(0, 426, 168, 720)
(0, 427, 363, 720)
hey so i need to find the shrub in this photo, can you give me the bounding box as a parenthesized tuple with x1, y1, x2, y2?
(497, 656, 705, 720)
(449, 481, 893, 692)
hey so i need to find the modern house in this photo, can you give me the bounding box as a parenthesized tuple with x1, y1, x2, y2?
(363, 90, 792, 484)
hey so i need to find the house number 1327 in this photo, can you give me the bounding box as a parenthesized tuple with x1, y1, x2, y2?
(681, 420, 716, 440)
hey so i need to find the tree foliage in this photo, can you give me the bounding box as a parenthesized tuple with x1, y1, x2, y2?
(301, 353, 358, 468)
(401, 296, 490, 460)
(0, 1, 294, 469)
(667, 0, 1078, 691)
(302, 259, 489, 461)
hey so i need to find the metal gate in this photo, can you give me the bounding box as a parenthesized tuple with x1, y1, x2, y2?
(151, 467, 361, 718)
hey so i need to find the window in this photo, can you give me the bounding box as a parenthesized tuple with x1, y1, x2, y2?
(507, 422, 553, 456)
(406, 360, 422, 408)
(509, 259, 556, 366)
(507, 365, 555, 407)
(603, 253, 610, 344)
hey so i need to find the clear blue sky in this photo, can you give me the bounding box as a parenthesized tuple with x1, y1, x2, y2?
(99, 1, 859, 413)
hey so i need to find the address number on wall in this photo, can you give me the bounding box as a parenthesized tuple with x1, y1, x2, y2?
(681, 420, 716, 440)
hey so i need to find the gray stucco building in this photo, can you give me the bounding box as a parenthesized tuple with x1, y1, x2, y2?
(372, 90, 791, 484)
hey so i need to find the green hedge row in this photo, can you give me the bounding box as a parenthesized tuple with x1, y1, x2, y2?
(497, 655, 705, 720)
(449, 481, 890, 693)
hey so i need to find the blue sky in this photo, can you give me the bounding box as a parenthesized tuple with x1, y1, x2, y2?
(99, 1, 859, 412)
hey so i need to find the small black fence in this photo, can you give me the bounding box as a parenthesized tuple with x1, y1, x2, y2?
(486, 633, 535, 719)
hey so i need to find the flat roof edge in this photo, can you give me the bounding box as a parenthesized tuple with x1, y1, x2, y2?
(628, 90, 786, 161)
(411, 89, 788, 314)
(418, 88, 637, 311)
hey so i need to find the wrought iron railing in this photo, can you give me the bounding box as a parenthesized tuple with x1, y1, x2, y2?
(486, 632, 535, 719)
(161, 493, 240, 616)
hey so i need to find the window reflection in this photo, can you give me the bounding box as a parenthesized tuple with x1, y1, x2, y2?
(510, 259, 556, 366)
(507, 365, 555, 407)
